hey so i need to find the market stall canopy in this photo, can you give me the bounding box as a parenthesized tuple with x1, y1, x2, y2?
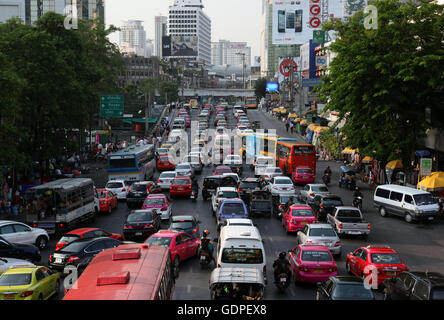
(307, 123, 320, 131)
(312, 126, 330, 133)
(303, 109, 317, 116)
(342, 147, 359, 154)
(386, 160, 403, 169)
(288, 113, 298, 118)
(417, 174, 444, 191)
(431, 172, 444, 178)
(362, 156, 373, 163)
(300, 119, 307, 125)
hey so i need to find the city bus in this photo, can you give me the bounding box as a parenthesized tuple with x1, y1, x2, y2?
(107, 144, 155, 182)
(245, 96, 258, 109)
(63, 243, 175, 300)
(24, 178, 96, 235)
(276, 141, 317, 176)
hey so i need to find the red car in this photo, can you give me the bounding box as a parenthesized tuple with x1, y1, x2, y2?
(289, 244, 338, 283)
(292, 166, 315, 185)
(157, 155, 175, 171)
(282, 204, 317, 233)
(346, 245, 408, 288)
(95, 189, 118, 214)
(170, 176, 192, 197)
(145, 230, 200, 276)
(214, 165, 232, 175)
(55, 228, 124, 251)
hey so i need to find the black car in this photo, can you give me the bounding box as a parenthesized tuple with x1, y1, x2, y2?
(272, 193, 303, 217)
(316, 276, 375, 300)
(238, 177, 267, 205)
(202, 175, 238, 200)
(0, 236, 41, 263)
(126, 181, 162, 209)
(223, 160, 243, 176)
(123, 209, 162, 241)
(49, 237, 121, 271)
(169, 215, 201, 238)
(311, 194, 344, 221)
(383, 271, 444, 300)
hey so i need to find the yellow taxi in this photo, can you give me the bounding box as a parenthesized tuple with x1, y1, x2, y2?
(0, 266, 60, 300)
(198, 120, 208, 128)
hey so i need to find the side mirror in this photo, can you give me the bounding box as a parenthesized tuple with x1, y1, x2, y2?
(197, 220, 201, 224)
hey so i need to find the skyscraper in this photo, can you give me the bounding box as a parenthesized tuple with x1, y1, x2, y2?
(154, 15, 168, 58)
(119, 20, 147, 57)
(211, 40, 251, 67)
(168, 0, 211, 65)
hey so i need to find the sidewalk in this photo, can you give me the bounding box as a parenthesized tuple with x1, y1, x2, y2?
(257, 107, 306, 142)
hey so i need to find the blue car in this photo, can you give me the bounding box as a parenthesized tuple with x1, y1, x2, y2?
(215, 199, 248, 230)
(0, 236, 41, 263)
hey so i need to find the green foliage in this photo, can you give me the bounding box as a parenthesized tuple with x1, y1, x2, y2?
(319, 0, 444, 166)
(319, 129, 341, 160)
(255, 78, 267, 99)
(159, 80, 179, 104)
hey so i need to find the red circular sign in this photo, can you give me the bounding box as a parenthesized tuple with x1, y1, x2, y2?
(311, 0, 320, 3)
(279, 59, 298, 77)
(309, 17, 321, 28)
(310, 5, 321, 15)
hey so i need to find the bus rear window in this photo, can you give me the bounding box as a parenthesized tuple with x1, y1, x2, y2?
(293, 146, 314, 154)
(221, 248, 263, 264)
(109, 158, 136, 169)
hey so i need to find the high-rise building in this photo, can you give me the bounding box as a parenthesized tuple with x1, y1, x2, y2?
(119, 20, 147, 57)
(0, 0, 104, 25)
(154, 15, 168, 58)
(211, 40, 251, 67)
(168, 0, 211, 65)
(145, 39, 154, 58)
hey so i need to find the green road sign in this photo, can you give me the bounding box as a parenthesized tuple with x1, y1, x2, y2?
(313, 30, 325, 44)
(100, 94, 124, 117)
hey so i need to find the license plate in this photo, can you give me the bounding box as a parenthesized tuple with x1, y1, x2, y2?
(313, 269, 324, 274)
(349, 231, 362, 235)
(200, 256, 206, 261)
(282, 188, 287, 190)
(55, 258, 62, 264)
(4, 294, 15, 300)
(300, 222, 307, 225)
(135, 232, 142, 236)
(178, 188, 184, 191)
(428, 217, 434, 220)
(385, 271, 396, 276)
(280, 277, 287, 282)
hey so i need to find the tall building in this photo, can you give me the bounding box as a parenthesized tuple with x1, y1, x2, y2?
(0, 0, 104, 25)
(168, 0, 211, 65)
(119, 20, 147, 57)
(211, 40, 251, 67)
(145, 39, 154, 58)
(154, 15, 168, 58)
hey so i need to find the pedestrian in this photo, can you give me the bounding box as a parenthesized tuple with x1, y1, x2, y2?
(290, 122, 294, 134)
(285, 121, 289, 132)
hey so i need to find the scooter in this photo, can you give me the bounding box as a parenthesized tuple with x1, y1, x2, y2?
(190, 189, 197, 202)
(275, 272, 290, 293)
(353, 196, 363, 211)
(322, 173, 331, 185)
(199, 250, 211, 269)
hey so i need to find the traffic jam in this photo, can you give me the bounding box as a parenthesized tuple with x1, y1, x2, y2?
(0, 102, 443, 301)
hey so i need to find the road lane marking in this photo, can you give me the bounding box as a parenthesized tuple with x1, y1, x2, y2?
(187, 284, 192, 293)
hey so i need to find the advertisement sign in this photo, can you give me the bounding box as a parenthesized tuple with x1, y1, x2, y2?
(272, 0, 343, 45)
(316, 55, 326, 67)
(312, 30, 325, 44)
(420, 158, 432, 176)
(278, 57, 301, 89)
(342, 0, 368, 22)
(171, 35, 198, 57)
(162, 36, 171, 57)
(266, 82, 279, 92)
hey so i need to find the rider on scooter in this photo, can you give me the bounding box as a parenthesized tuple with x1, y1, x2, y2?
(273, 252, 292, 284)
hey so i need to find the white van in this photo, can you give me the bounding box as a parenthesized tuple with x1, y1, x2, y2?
(373, 184, 439, 223)
(216, 223, 267, 283)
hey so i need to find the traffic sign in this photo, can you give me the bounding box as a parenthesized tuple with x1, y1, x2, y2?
(302, 78, 322, 87)
(100, 95, 124, 117)
(415, 150, 430, 157)
(420, 158, 432, 176)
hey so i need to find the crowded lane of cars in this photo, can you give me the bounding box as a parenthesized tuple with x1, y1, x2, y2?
(2, 103, 444, 300)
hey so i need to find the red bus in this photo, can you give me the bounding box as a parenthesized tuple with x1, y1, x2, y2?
(63, 244, 174, 300)
(276, 141, 317, 176)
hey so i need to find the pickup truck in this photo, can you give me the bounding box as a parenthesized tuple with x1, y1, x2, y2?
(326, 206, 371, 238)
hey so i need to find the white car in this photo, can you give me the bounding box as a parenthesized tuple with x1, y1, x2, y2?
(175, 162, 194, 178)
(0, 257, 35, 275)
(299, 184, 330, 204)
(157, 171, 177, 190)
(224, 218, 255, 227)
(105, 180, 128, 200)
(0, 220, 49, 250)
(211, 187, 241, 214)
(223, 155, 242, 166)
(254, 156, 275, 176)
(267, 176, 295, 196)
(296, 223, 342, 257)
(263, 166, 283, 181)
(222, 173, 240, 185)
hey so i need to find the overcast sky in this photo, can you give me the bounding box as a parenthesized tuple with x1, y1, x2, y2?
(105, 0, 262, 58)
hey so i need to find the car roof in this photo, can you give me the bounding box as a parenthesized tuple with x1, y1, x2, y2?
(217, 187, 238, 191)
(376, 184, 432, 195)
(307, 223, 333, 229)
(308, 184, 327, 187)
(363, 246, 397, 253)
(299, 244, 330, 251)
(320, 194, 342, 199)
(0, 220, 26, 227)
(171, 215, 195, 221)
(151, 230, 180, 237)
(106, 180, 125, 184)
(160, 171, 176, 175)
(289, 204, 313, 210)
(335, 206, 361, 210)
(146, 194, 166, 199)
(331, 276, 367, 284)
(65, 228, 99, 235)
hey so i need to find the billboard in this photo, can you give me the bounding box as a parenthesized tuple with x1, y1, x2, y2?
(171, 35, 198, 57)
(162, 36, 171, 57)
(272, 0, 343, 45)
(278, 57, 301, 90)
(266, 82, 279, 92)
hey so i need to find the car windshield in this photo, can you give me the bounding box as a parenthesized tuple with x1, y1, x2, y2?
(275, 179, 291, 185)
(221, 248, 263, 264)
(58, 235, 80, 243)
(106, 182, 123, 188)
(257, 158, 273, 165)
(145, 237, 172, 247)
(216, 168, 231, 173)
(297, 169, 313, 174)
(173, 179, 190, 185)
(171, 221, 194, 230)
(60, 241, 87, 253)
(370, 253, 402, 264)
(312, 186, 329, 192)
(132, 184, 148, 192)
(323, 199, 343, 206)
(332, 284, 374, 300)
(221, 203, 245, 215)
(308, 228, 337, 237)
(176, 164, 190, 170)
(218, 191, 239, 198)
(160, 173, 176, 178)
(127, 211, 153, 222)
(301, 250, 332, 262)
(240, 182, 260, 189)
(430, 289, 444, 300)
(143, 198, 165, 205)
(96, 191, 108, 199)
(413, 194, 436, 205)
(0, 273, 32, 286)
(291, 209, 314, 217)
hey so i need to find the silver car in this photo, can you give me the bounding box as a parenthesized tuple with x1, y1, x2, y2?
(0, 257, 35, 275)
(254, 156, 275, 176)
(263, 166, 283, 181)
(296, 223, 342, 257)
(175, 162, 194, 178)
(157, 171, 177, 190)
(299, 184, 330, 204)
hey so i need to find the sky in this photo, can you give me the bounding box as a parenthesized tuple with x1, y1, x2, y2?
(105, 0, 262, 59)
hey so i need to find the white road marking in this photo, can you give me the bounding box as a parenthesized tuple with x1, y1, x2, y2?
(187, 284, 192, 293)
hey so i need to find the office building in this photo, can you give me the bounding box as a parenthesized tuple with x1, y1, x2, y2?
(154, 15, 168, 58)
(211, 40, 251, 67)
(119, 20, 147, 57)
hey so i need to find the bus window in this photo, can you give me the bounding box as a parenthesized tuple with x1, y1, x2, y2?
(109, 157, 136, 169)
(293, 146, 314, 154)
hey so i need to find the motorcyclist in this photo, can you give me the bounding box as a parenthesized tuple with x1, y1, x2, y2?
(283, 196, 294, 213)
(200, 230, 216, 266)
(191, 178, 199, 193)
(273, 252, 292, 284)
(353, 187, 363, 199)
(324, 166, 332, 176)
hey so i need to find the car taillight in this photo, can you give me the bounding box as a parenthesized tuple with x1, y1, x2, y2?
(334, 241, 341, 247)
(49, 254, 53, 261)
(68, 256, 79, 263)
(158, 180, 163, 183)
(338, 224, 343, 229)
(122, 188, 126, 191)
(328, 267, 337, 272)
(20, 291, 34, 297)
(320, 205, 325, 209)
(161, 206, 168, 211)
(144, 224, 153, 228)
(217, 264, 221, 268)
(265, 175, 269, 179)
(124, 225, 132, 229)
(32, 224, 37, 228)
(279, 205, 283, 209)
(368, 225, 371, 229)
(310, 193, 315, 197)
(192, 228, 198, 234)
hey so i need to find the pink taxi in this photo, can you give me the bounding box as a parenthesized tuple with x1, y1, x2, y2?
(292, 166, 315, 185)
(142, 194, 172, 221)
(282, 204, 317, 233)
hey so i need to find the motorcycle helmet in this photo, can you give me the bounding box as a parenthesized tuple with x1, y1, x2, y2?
(279, 252, 286, 259)
(203, 230, 210, 236)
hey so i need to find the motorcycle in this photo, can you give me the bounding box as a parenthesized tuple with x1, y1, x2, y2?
(322, 173, 331, 185)
(353, 196, 363, 211)
(199, 250, 211, 269)
(275, 272, 289, 293)
(190, 189, 197, 202)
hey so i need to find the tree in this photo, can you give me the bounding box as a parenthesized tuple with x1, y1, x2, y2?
(159, 80, 179, 104)
(255, 77, 267, 99)
(318, 0, 444, 168)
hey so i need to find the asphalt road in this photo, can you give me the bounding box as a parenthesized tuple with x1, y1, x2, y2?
(37, 106, 444, 300)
